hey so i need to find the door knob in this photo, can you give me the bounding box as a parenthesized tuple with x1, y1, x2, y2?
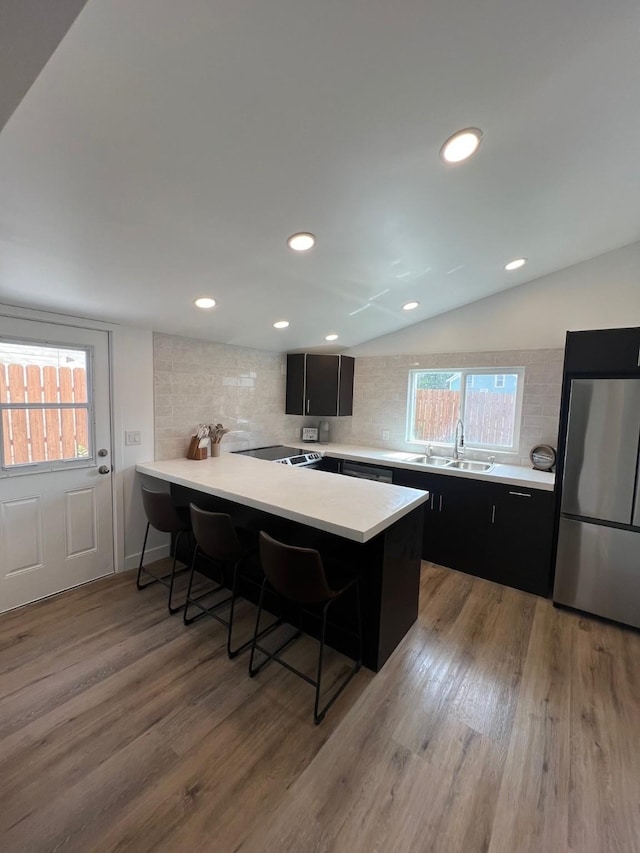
(98, 465, 110, 474)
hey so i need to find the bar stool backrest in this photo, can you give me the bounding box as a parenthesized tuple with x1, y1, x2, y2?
(141, 485, 189, 534)
(190, 504, 242, 562)
(259, 531, 335, 604)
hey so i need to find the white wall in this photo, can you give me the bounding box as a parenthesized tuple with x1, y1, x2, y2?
(347, 241, 640, 357)
(112, 326, 168, 570)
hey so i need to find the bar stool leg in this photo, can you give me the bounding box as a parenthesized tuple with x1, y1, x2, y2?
(167, 529, 187, 614)
(136, 522, 152, 589)
(248, 578, 268, 676)
(183, 544, 203, 625)
(313, 580, 362, 725)
(314, 600, 331, 724)
(226, 560, 242, 657)
(229, 562, 286, 660)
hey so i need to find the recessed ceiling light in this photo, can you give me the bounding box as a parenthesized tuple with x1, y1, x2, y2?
(504, 258, 527, 271)
(440, 128, 483, 164)
(325, 334, 339, 341)
(273, 320, 290, 329)
(403, 301, 420, 311)
(287, 232, 316, 252)
(194, 297, 216, 309)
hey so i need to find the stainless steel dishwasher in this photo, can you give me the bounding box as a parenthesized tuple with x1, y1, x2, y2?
(341, 459, 394, 483)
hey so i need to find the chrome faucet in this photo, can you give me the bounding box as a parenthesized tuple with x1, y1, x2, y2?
(453, 418, 465, 460)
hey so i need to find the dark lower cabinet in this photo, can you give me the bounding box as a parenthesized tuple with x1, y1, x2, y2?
(418, 475, 490, 577)
(485, 485, 555, 596)
(317, 456, 342, 474)
(392, 467, 555, 596)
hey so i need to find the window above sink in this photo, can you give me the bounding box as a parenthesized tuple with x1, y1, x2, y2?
(406, 367, 524, 454)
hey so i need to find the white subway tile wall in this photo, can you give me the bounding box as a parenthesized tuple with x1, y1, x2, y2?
(153, 333, 304, 460)
(153, 335, 563, 467)
(326, 349, 564, 467)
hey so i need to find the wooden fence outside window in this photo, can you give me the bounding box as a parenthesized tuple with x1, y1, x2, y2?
(0, 363, 90, 465)
(413, 388, 516, 446)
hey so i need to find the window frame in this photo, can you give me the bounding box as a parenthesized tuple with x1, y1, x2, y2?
(406, 366, 525, 453)
(0, 336, 97, 475)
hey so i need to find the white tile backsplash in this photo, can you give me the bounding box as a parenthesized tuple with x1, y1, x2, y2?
(153, 335, 564, 467)
(328, 348, 564, 467)
(153, 333, 303, 459)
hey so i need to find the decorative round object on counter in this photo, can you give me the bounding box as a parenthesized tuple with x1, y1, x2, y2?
(530, 444, 556, 471)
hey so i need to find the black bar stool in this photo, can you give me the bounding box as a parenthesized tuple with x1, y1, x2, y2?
(249, 531, 362, 724)
(184, 505, 281, 658)
(136, 485, 191, 614)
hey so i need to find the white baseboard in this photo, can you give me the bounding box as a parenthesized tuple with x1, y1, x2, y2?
(123, 543, 171, 571)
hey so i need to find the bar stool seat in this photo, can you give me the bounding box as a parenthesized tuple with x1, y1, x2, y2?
(136, 485, 192, 614)
(249, 531, 362, 724)
(184, 505, 280, 658)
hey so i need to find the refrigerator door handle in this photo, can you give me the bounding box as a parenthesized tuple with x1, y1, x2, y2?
(633, 441, 640, 528)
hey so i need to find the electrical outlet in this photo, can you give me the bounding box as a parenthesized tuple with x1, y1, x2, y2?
(125, 431, 141, 446)
(382, 429, 390, 441)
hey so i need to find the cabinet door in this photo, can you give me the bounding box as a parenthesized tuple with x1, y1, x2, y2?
(434, 477, 492, 576)
(338, 356, 355, 416)
(486, 487, 555, 596)
(392, 469, 491, 572)
(306, 355, 339, 416)
(318, 456, 342, 474)
(564, 328, 640, 374)
(285, 353, 305, 415)
(285, 354, 354, 416)
(392, 468, 440, 561)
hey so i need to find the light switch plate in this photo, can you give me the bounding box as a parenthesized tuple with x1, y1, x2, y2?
(125, 431, 141, 446)
(382, 429, 390, 441)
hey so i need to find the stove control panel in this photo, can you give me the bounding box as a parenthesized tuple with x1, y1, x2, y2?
(275, 451, 322, 467)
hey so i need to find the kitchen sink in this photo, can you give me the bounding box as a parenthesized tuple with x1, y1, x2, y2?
(406, 455, 495, 472)
(406, 455, 454, 467)
(447, 460, 494, 472)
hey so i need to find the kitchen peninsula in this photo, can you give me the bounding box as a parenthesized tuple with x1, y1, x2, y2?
(136, 455, 429, 670)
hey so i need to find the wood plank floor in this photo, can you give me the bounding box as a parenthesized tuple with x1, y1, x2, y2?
(1, 562, 639, 853)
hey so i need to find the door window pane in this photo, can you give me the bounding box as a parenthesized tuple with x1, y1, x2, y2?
(0, 342, 92, 468)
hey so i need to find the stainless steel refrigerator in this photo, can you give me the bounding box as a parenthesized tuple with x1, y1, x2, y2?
(554, 378, 640, 628)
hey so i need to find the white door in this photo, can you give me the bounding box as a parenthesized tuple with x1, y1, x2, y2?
(0, 317, 114, 613)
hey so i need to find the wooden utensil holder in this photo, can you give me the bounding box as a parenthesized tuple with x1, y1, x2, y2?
(186, 436, 208, 460)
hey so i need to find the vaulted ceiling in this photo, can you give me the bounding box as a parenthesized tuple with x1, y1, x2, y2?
(1, 0, 639, 350)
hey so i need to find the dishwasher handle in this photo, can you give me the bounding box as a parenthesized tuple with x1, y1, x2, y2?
(341, 461, 394, 484)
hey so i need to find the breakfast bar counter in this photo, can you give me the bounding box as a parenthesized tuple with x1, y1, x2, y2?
(136, 455, 429, 671)
(136, 455, 427, 542)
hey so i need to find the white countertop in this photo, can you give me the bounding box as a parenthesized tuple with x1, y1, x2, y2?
(136, 455, 428, 543)
(319, 444, 556, 491)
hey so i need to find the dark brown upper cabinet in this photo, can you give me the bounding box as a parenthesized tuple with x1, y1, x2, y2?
(285, 354, 355, 416)
(564, 327, 640, 375)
